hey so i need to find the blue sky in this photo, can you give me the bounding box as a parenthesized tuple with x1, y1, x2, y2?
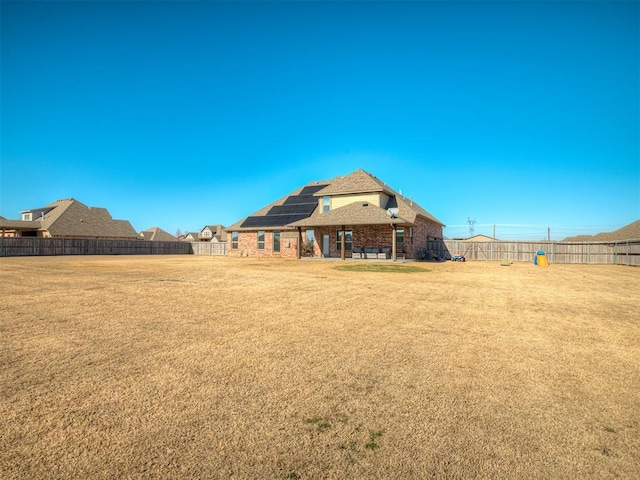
(1, 1, 638, 240)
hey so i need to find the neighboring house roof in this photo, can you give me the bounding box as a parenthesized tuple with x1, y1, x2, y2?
(139, 227, 178, 242)
(563, 219, 640, 242)
(227, 169, 444, 231)
(0, 218, 40, 231)
(183, 232, 200, 241)
(9, 198, 137, 238)
(464, 234, 496, 242)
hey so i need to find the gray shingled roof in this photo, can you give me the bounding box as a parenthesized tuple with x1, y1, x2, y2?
(140, 227, 178, 241)
(227, 169, 444, 231)
(0, 219, 40, 230)
(314, 168, 393, 196)
(225, 182, 328, 231)
(289, 201, 408, 227)
(15, 198, 138, 238)
(318, 169, 442, 225)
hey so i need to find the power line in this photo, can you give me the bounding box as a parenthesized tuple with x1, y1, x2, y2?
(443, 223, 629, 241)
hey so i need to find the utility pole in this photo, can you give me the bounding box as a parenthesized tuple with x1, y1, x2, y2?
(493, 224, 496, 239)
(547, 226, 550, 241)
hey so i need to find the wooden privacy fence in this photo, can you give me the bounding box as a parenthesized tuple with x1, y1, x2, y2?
(426, 239, 640, 266)
(190, 242, 227, 256)
(0, 237, 192, 257)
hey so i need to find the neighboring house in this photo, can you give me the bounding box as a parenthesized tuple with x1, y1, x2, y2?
(0, 198, 137, 239)
(0, 215, 39, 237)
(199, 224, 227, 242)
(226, 169, 445, 260)
(139, 227, 178, 242)
(183, 232, 201, 242)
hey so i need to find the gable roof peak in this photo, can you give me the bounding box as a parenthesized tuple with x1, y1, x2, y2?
(316, 168, 390, 196)
(51, 197, 77, 205)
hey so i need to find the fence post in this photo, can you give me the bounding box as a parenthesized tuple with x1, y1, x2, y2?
(627, 241, 630, 266)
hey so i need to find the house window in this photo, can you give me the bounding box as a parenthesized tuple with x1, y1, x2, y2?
(257, 231, 265, 250)
(273, 231, 281, 253)
(323, 196, 331, 212)
(304, 229, 315, 255)
(337, 230, 352, 251)
(231, 231, 238, 249)
(305, 229, 315, 243)
(396, 228, 405, 244)
(22, 213, 32, 221)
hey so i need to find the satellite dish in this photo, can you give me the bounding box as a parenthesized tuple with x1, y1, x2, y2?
(386, 208, 399, 218)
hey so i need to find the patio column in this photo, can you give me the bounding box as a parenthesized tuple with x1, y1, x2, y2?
(392, 224, 397, 262)
(341, 225, 345, 260)
(297, 227, 302, 259)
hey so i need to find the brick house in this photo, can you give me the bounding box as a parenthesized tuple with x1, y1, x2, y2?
(225, 169, 444, 260)
(0, 198, 137, 239)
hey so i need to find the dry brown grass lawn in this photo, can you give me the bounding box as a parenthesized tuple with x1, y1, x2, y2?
(1, 256, 639, 479)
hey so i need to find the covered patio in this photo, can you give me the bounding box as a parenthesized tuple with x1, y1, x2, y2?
(289, 201, 410, 262)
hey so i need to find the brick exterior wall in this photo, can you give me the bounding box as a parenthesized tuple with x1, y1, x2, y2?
(410, 218, 443, 258)
(228, 230, 300, 258)
(227, 219, 442, 259)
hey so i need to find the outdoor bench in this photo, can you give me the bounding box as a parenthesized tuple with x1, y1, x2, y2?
(352, 247, 393, 260)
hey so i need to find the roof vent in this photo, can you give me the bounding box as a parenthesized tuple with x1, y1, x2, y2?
(363, 203, 369, 207)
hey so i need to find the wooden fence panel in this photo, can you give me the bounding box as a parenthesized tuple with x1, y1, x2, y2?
(612, 240, 640, 267)
(0, 238, 192, 257)
(1, 237, 636, 264)
(440, 240, 639, 265)
(190, 242, 227, 256)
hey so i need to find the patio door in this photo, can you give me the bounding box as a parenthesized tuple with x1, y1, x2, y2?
(322, 234, 330, 257)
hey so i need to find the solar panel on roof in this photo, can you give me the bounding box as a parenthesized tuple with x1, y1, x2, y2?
(267, 205, 295, 215)
(240, 213, 309, 228)
(298, 184, 328, 195)
(268, 203, 316, 216)
(283, 197, 315, 206)
(282, 184, 328, 204)
(241, 216, 277, 228)
(239, 184, 327, 228)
